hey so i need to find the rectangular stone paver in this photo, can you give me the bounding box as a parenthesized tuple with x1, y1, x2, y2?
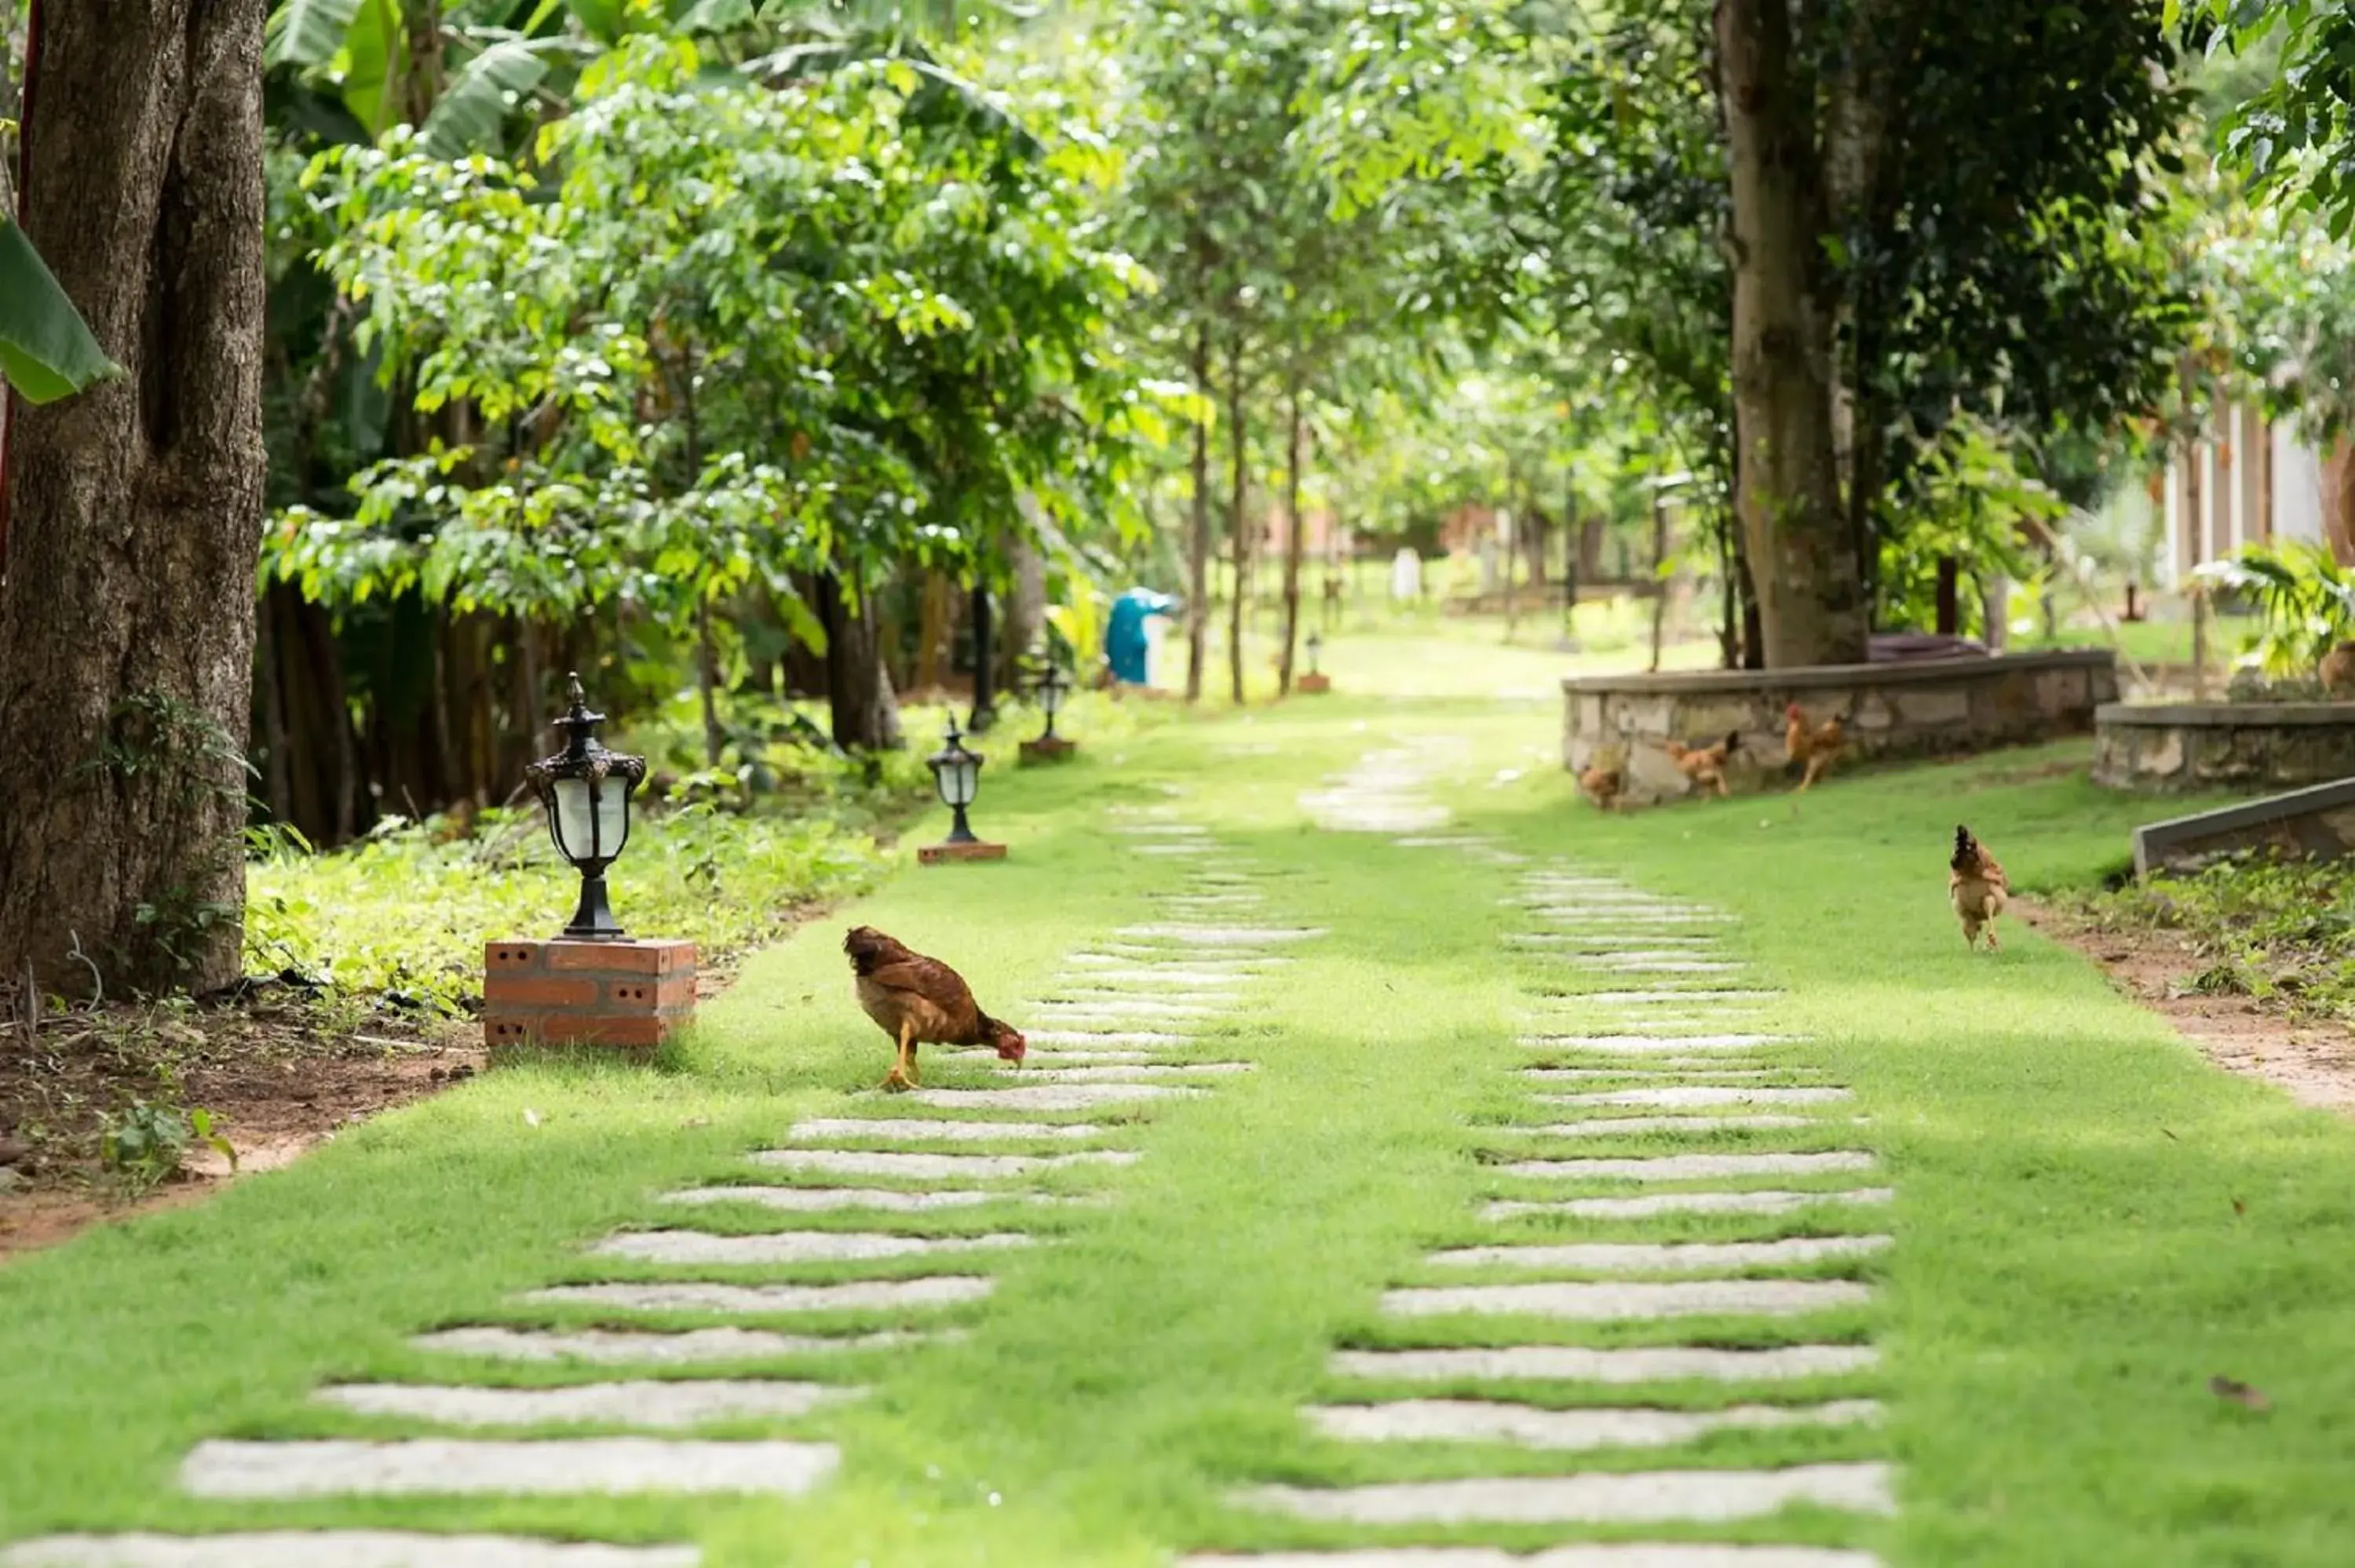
(788, 1118, 1103, 1143)
(660, 1187, 1038, 1212)
(1424, 1236, 1891, 1272)
(1539, 1087, 1849, 1107)
(1484, 1187, 1896, 1220)
(1304, 1397, 1880, 1449)
(0, 1536, 701, 1567)
(180, 1439, 838, 1499)
(749, 1149, 1137, 1179)
(1577, 990, 1783, 1005)
(904, 1085, 1202, 1111)
(315, 1380, 851, 1428)
(1519, 1035, 1797, 1055)
(1023, 1030, 1195, 1048)
(1381, 1279, 1871, 1320)
(1512, 1115, 1820, 1138)
(1115, 925, 1327, 943)
(1181, 1547, 1878, 1566)
(1499, 1151, 1874, 1181)
(414, 1326, 913, 1364)
(1236, 1460, 1893, 1522)
(1330, 1343, 1879, 1384)
(587, 1229, 1034, 1265)
(524, 1277, 993, 1314)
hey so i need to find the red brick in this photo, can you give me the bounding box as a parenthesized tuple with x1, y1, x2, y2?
(918, 841, 1008, 865)
(546, 938, 695, 975)
(601, 975, 695, 1009)
(484, 976, 600, 1008)
(486, 941, 546, 972)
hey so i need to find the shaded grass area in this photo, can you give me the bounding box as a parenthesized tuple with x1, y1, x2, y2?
(2, 701, 2353, 1564)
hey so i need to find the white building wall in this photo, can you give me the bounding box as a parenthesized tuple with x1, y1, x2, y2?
(2273, 421, 2327, 547)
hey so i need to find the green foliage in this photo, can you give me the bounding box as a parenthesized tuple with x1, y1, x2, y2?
(2194, 541, 2355, 677)
(2073, 847, 2355, 1021)
(246, 778, 895, 1010)
(275, 35, 1160, 649)
(2194, 0, 2355, 229)
(98, 1099, 236, 1195)
(1877, 417, 2065, 637)
(0, 217, 120, 403)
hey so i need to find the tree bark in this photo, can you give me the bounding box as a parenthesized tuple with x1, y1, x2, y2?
(1225, 333, 1248, 705)
(0, 0, 268, 996)
(967, 581, 997, 731)
(1277, 377, 1305, 695)
(1185, 325, 1210, 702)
(1003, 523, 1046, 685)
(820, 567, 901, 752)
(696, 595, 723, 766)
(1714, 0, 1868, 668)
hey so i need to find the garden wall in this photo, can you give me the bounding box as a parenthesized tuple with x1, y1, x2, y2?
(2130, 778, 2355, 875)
(2093, 702, 2355, 793)
(1561, 649, 2118, 806)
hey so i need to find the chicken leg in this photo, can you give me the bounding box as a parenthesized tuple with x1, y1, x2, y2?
(881, 1019, 920, 1092)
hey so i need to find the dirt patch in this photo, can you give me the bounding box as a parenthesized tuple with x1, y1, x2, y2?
(2019, 898, 2355, 1114)
(1, 989, 482, 1261)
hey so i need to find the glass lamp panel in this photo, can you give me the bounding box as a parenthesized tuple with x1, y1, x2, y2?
(595, 775, 632, 859)
(946, 757, 979, 807)
(1041, 676, 1064, 717)
(552, 777, 595, 864)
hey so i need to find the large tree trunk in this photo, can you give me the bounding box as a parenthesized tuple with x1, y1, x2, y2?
(0, 0, 268, 997)
(1277, 377, 1305, 695)
(1185, 325, 1210, 702)
(1003, 526, 1046, 684)
(821, 568, 901, 751)
(1715, 0, 1868, 668)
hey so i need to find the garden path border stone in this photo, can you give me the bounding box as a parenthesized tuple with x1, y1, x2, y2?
(412, 1326, 912, 1364)
(586, 1229, 1035, 1265)
(313, 1380, 852, 1428)
(1328, 1344, 1879, 1384)
(1380, 1278, 1871, 1319)
(1496, 1152, 1873, 1180)
(0, 1535, 702, 1567)
(1235, 1460, 1893, 1522)
(523, 1278, 994, 1314)
(179, 1439, 840, 1499)
(1484, 1187, 1895, 1220)
(1423, 1236, 1891, 1271)
(1302, 1397, 1881, 1449)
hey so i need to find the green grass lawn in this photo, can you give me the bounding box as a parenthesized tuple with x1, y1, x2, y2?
(5, 688, 2355, 1565)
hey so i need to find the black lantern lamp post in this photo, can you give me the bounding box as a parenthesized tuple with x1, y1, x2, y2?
(1034, 659, 1072, 741)
(922, 715, 1005, 862)
(1298, 627, 1332, 694)
(524, 673, 648, 938)
(1020, 653, 1078, 763)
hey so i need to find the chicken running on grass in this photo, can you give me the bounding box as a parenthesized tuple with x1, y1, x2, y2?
(1948, 825, 2009, 951)
(1664, 731, 1743, 798)
(1784, 702, 1846, 793)
(843, 926, 1026, 1092)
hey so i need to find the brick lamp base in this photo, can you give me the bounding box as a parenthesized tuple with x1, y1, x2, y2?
(1019, 736, 1078, 764)
(918, 841, 1008, 865)
(1297, 673, 1332, 694)
(484, 937, 696, 1052)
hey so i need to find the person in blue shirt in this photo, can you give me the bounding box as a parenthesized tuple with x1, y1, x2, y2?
(1105, 586, 1180, 688)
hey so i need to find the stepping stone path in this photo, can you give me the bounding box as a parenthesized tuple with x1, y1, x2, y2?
(9, 811, 1310, 1567)
(1212, 844, 1891, 1563)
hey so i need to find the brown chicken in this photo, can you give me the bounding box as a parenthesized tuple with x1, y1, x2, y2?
(844, 927, 1026, 1092)
(1784, 702, 1846, 792)
(1948, 825, 2008, 951)
(1578, 760, 1624, 811)
(1664, 731, 1743, 798)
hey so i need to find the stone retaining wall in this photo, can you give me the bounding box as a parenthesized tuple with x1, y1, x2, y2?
(1562, 650, 2117, 806)
(2093, 702, 2355, 793)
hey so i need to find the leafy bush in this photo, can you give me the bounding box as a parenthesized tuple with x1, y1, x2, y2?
(2069, 850, 2355, 1020)
(99, 1100, 236, 1195)
(2195, 542, 2355, 679)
